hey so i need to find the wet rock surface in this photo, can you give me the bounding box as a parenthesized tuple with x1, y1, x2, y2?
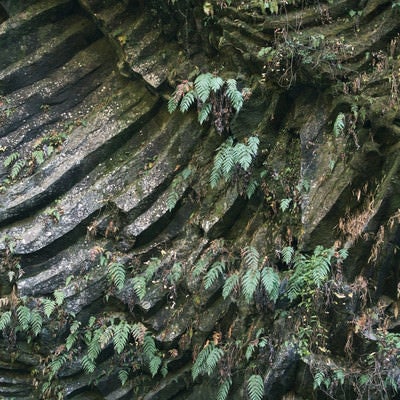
(0, 0, 399, 399)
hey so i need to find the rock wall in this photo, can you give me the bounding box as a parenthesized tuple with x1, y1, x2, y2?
(0, 0, 399, 399)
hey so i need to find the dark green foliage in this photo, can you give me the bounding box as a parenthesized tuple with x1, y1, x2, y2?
(118, 369, 129, 386)
(132, 276, 147, 301)
(216, 377, 232, 400)
(3, 152, 19, 167)
(333, 112, 346, 136)
(0, 311, 11, 330)
(107, 261, 126, 290)
(222, 272, 240, 299)
(143, 334, 162, 377)
(113, 320, 131, 354)
(17, 305, 31, 331)
(261, 267, 280, 302)
(242, 268, 261, 303)
(192, 343, 224, 381)
(247, 374, 264, 400)
(204, 261, 226, 290)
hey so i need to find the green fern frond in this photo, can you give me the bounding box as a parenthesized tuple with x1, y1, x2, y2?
(143, 334, 157, 356)
(168, 262, 183, 285)
(32, 150, 45, 165)
(149, 355, 162, 377)
(198, 102, 212, 124)
(222, 272, 240, 299)
(99, 325, 114, 349)
(132, 276, 146, 301)
(144, 258, 160, 282)
(192, 344, 212, 381)
(242, 268, 261, 303)
(247, 136, 260, 156)
(168, 94, 179, 114)
(280, 198, 292, 212)
(30, 309, 43, 336)
(113, 320, 131, 354)
(3, 151, 19, 167)
(194, 73, 213, 102)
(246, 178, 258, 199)
(313, 370, 325, 389)
(118, 369, 129, 386)
(333, 112, 346, 137)
(247, 374, 264, 400)
(192, 257, 209, 278)
(10, 159, 25, 179)
(131, 322, 147, 344)
(234, 143, 253, 171)
(261, 267, 280, 302)
(53, 289, 65, 306)
(167, 189, 179, 212)
(66, 320, 81, 351)
(243, 246, 260, 270)
(216, 377, 232, 400)
(210, 76, 224, 92)
(17, 305, 31, 331)
(81, 354, 96, 374)
(0, 311, 11, 330)
(108, 262, 126, 290)
(204, 261, 225, 290)
(281, 246, 294, 264)
(179, 91, 196, 113)
(49, 354, 68, 379)
(226, 79, 243, 111)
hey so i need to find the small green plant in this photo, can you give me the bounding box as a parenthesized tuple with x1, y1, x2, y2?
(168, 73, 249, 134)
(247, 374, 264, 400)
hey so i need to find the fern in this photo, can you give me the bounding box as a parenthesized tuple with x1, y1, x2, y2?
(167, 189, 179, 212)
(108, 262, 126, 290)
(226, 79, 243, 111)
(113, 320, 131, 354)
(168, 95, 179, 114)
(204, 261, 225, 290)
(53, 289, 65, 306)
(179, 91, 196, 113)
(30, 309, 43, 336)
(246, 178, 259, 199)
(168, 262, 183, 285)
(281, 246, 294, 264)
(198, 102, 212, 124)
(216, 377, 232, 400)
(261, 267, 280, 302)
(118, 369, 129, 386)
(242, 268, 261, 303)
(17, 305, 31, 331)
(192, 257, 209, 278)
(246, 342, 256, 361)
(192, 343, 223, 381)
(81, 354, 96, 374)
(333, 112, 346, 137)
(143, 334, 161, 377)
(280, 198, 292, 212)
(132, 276, 147, 301)
(66, 320, 81, 351)
(313, 370, 326, 389)
(42, 298, 56, 318)
(10, 159, 25, 179)
(247, 374, 264, 400)
(144, 257, 160, 282)
(149, 355, 162, 377)
(3, 151, 19, 167)
(0, 310, 11, 330)
(210, 76, 224, 92)
(222, 272, 240, 299)
(194, 73, 212, 102)
(32, 150, 45, 165)
(48, 353, 68, 379)
(131, 322, 147, 344)
(243, 246, 260, 270)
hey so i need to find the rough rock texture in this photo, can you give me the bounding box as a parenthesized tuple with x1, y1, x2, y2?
(0, 0, 399, 399)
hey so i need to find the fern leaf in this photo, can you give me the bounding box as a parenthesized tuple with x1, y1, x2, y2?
(242, 268, 261, 303)
(32, 150, 45, 165)
(144, 258, 160, 282)
(204, 261, 225, 290)
(216, 377, 232, 400)
(168, 262, 183, 285)
(333, 112, 346, 137)
(0, 310, 12, 330)
(313, 370, 325, 389)
(17, 305, 31, 331)
(30, 309, 43, 336)
(194, 73, 212, 102)
(234, 143, 253, 171)
(81, 354, 96, 374)
(179, 91, 196, 113)
(192, 257, 209, 278)
(243, 246, 260, 270)
(281, 246, 294, 264)
(206, 346, 224, 375)
(210, 76, 224, 92)
(192, 344, 212, 380)
(247, 374, 264, 400)
(131, 322, 147, 344)
(261, 267, 280, 302)
(132, 276, 146, 301)
(280, 198, 292, 212)
(113, 320, 131, 354)
(247, 136, 260, 156)
(108, 262, 126, 290)
(168, 94, 179, 114)
(246, 179, 259, 199)
(118, 369, 129, 386)
(198, 102, 212, 125)
(226, 79, 243, 111)
(54, 289, 65, 306)
(222, 272, 240, 299)
(143, 334, 157, 356)
(99, 325, 114, 349)
(10, 159, 25, 179)
(66, 320, 81, 351)
(49, 354, 67, 379)
(149, 355, 162, 377)
(3, 152, 19, 167)
(167, 189, 179, 212)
